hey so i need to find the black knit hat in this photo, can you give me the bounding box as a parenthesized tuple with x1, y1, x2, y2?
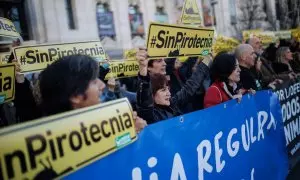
(210, 53, 237, 82)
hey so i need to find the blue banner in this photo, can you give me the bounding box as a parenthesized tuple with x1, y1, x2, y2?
(275, 81, 300, 168)
(64, 91, 288, 180)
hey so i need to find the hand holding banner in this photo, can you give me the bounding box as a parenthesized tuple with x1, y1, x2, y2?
(64, 91, 288, 180)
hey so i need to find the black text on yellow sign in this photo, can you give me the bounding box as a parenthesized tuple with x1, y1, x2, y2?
(0, 63, 15, 104)
(104, 60, 139, 80)
(146, 23, 214, 59)
(0, 17, 20, 38)
(13, 41, 107, 73)
(123, 49, 137, 60)
(0, 98, 137, 180)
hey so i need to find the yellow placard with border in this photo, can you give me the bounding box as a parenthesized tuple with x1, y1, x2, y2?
(123, 49, 137, 60)
(213, 35, 240, 56)
(274, 30, 291, 39)
(0, 98, 136, 180)
(0, 52, 11, 64)
(254, 31, 276, 45)
(179, 0, 202, 25)
(178, 56, 189, 62)
(0, 17, 20, 38)
(0, 63, 15, 104)
(13, 41, 107, 73)
(242, 29, 262, 40)
(146, 23, 214, 59)
(291, 28, 300, 41)
(104, 59, 139, 80)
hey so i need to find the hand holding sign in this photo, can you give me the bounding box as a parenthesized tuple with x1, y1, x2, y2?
(133, 111, 147, 134)
(136, 47, 148, 76)
(11, 59, 21, 72)
(107, 78, 116, 92)
(232, 93, 242, 103)
(12, 59, 25, 83)
(288, 72, 296, 80)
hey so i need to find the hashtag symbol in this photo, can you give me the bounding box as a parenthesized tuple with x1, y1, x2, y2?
(150, 36, 156, 48)
(20, 56, 26, 65)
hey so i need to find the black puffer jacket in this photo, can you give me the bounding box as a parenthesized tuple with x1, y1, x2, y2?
(137, 62, 209, 124)
(14, 78, 42, 123)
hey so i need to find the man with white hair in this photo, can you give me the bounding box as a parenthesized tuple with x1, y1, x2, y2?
(235, 44, 259, 90)
(248, 36, 263, 55)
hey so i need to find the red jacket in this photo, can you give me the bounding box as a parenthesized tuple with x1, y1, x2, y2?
(204, 81, 236, 108)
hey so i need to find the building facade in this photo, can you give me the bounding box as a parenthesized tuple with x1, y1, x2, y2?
(0, 0, 280, 51)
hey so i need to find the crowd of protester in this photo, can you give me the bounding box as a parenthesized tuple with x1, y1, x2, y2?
(0, 37, 300, 134)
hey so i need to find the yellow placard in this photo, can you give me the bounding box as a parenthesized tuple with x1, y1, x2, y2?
(0, 98, 136, 180)
(179, 0, 202, 25)
(176, 56, 211, 66)
(146, 23, 214, 59)
(213, 35, 240, 56)
(123, 49, 137, 60)
(243, 30, 277, 45)
(274, 30, 291, 39)
(104, 59, 139, 80)
(255, 31, 276, 45)
(0, 63, 15, 104)
(291, 28, 300, 41)
(0, 17, 20, 38)
(13, 41, 107, 73)
(178, 56, 189, 62)
(0, 52, 11, 64)
(242, 29, 262, 40)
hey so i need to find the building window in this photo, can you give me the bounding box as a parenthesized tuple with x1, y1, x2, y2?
(229, 0, 237, 24)
(201, 0, 216, 27)
(96, 2, 116, 40)
(128, 3, 144, 37)
(155, 0, 168, 23)
(0, 1, 29, 41)
(65, 0, 77, 30)
(155, 7, 168, 23)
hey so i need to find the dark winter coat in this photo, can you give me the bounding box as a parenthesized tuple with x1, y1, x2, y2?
(137, 63, 209, 124)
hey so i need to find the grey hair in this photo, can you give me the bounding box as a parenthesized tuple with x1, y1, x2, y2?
(235, 44, 252, 61)
(276, 47, 290, 63)
(248, 37, 259, 46)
